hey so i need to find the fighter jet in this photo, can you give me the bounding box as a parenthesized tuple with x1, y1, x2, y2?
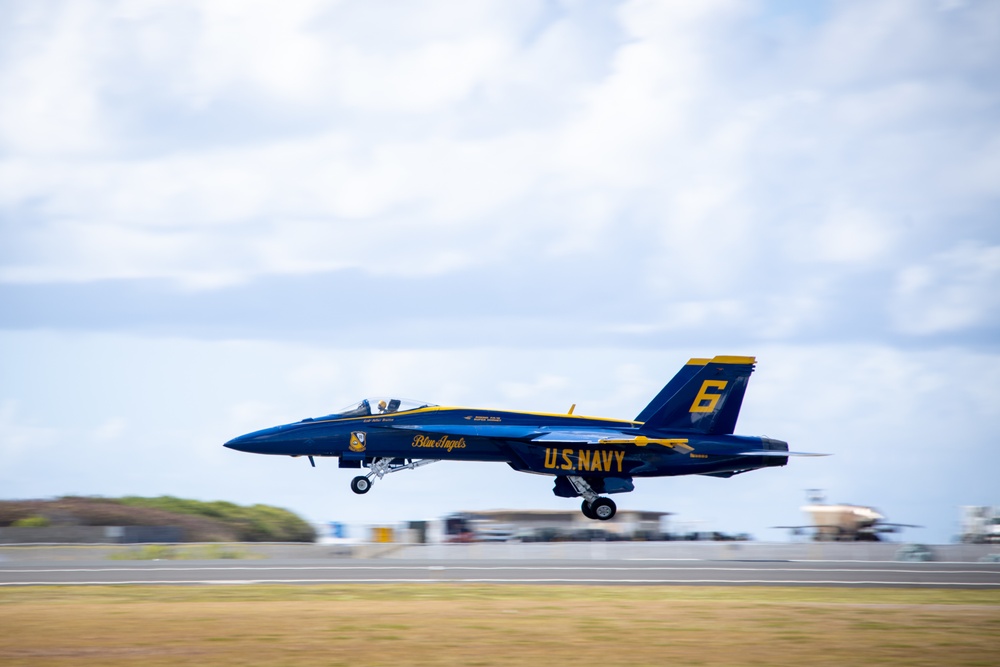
(225, 355, 821, 520)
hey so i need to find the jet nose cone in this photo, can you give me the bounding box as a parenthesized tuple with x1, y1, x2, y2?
(223, 434, 251, 451)
(224, 425, 288, 454)
(224, 429, 270, 452)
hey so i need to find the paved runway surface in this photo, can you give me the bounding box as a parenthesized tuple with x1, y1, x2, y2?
(2, 559, 999, 588)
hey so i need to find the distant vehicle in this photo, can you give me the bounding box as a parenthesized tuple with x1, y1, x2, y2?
(226, 356, 822, 521)
(776, 496, 919, 542)
(476, 526, 515, 542)
(569, 528, 618, 542)
(442, 513, 476, 543)
(676, 531, 751, 542)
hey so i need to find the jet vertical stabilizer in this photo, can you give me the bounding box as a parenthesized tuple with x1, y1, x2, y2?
(638, 355, 755, 435)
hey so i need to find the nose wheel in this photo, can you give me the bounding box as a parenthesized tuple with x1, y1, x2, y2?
(348, 458, 440, 495)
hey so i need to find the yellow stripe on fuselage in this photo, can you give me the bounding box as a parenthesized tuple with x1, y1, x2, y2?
(403, 406, 637, 423)
(300, 405, 639, 426)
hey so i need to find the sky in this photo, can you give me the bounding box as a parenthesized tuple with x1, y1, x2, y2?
(1, 0, 998, 544)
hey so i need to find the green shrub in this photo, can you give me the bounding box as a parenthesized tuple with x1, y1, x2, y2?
(116, 496, 315, 542)
(12, 516, 50, 528)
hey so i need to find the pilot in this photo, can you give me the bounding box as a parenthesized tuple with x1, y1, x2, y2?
(377, 400, 388, 414)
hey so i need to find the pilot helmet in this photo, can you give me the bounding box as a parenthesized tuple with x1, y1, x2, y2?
(378, 400, 387, 411)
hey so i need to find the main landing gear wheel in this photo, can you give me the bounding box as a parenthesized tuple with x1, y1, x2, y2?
(581, 497, 616, 521)
(350, 476, 372, 494)
(590, 497, 616, 521)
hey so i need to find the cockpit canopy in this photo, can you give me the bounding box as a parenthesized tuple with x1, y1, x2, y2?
(309, 398, 436, 421)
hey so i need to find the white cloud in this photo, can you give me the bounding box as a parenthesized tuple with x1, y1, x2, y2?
(0, 3, 111, 155)
(0, 0, 996, 311)
(172, 0, 330, 106)
(786, 206, 895, 265)
(892, 243, 1000, 335)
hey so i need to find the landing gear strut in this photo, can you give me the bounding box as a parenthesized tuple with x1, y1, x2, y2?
(568, 476, 617, 521)
(349, 457, 439, 494)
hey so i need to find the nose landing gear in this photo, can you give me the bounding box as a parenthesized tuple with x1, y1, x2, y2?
(348, 457, 439, 494)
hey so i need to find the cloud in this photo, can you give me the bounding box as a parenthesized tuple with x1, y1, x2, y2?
(0, 0, 995, 302)
(892, 242, 1000, 335)
(0, 3, 110, 155)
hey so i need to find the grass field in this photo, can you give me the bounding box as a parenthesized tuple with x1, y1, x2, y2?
(1, 585, 998, 666)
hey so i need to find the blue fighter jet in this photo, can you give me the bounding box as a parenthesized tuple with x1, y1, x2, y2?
(225, 355, 818, 520)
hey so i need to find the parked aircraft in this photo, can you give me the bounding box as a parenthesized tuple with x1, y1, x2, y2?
(775, 491, 919, 541)
(225, 355, 822, 520)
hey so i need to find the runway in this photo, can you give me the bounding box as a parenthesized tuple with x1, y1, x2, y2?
(3, 559, 999, 588)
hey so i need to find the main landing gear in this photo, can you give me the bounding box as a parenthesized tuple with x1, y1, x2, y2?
(568, 476, 617, 521)
(349, 457, 438, 495)
(581, 497, 617, 521)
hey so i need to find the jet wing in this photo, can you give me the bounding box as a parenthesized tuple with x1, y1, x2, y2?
(530, 429, 632, 443)
(738, 451, 829, 456)
(532, 431, 694, 453)
(389, 424, 633, 442)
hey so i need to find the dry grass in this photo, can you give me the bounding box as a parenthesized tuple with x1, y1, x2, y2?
(1, 585, 997, 666)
